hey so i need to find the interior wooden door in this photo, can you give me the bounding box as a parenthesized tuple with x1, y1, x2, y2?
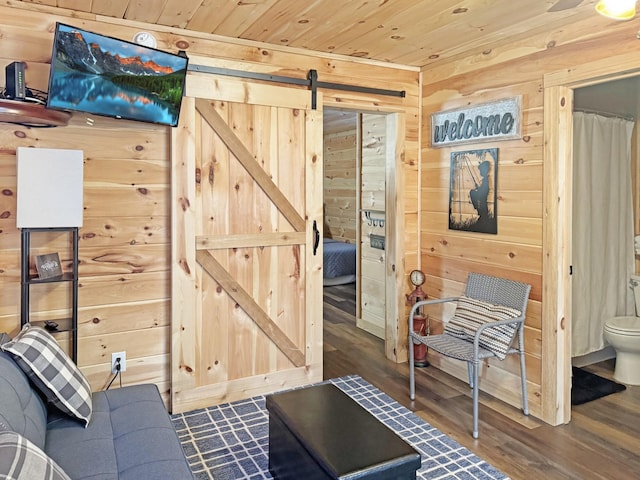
(171, 78, 323, 413)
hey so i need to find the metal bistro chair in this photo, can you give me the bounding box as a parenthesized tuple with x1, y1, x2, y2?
(409, 272, 531, 438)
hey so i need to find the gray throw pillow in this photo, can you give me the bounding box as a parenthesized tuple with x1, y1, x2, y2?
(0, 430, 71, 480)
(1, 324, 92, 427)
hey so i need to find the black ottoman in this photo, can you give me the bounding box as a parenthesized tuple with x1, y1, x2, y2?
(266, 383, 421, 480)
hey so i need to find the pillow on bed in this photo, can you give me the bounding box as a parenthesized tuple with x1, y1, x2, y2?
(444, 295, 522, 359)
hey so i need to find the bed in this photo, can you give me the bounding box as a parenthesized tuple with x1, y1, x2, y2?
(323, 238, 357, 286)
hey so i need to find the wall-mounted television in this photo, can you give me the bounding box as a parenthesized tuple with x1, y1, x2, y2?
(46, 23, 188, 127)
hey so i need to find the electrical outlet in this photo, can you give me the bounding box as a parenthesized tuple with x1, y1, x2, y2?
(111, 351, 126, 374)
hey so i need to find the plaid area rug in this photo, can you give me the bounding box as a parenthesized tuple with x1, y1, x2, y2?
(171, 375, 509, 480)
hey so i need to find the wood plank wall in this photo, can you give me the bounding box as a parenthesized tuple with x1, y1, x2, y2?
(0, 111, 172, 395)
(420, 13, 640, 424)
(359, 113, 387, 339)
(323, 112, 357, 243)
(0, 3, 420, 402)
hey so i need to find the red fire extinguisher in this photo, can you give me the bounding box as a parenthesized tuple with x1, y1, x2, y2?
(407, 269, 429, 367)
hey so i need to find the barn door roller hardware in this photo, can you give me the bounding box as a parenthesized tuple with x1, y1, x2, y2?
(188, 65, 406, 109)
(305, 70, 405, 109)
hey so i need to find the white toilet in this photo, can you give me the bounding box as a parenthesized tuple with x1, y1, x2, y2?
(603, 275, 640, 385)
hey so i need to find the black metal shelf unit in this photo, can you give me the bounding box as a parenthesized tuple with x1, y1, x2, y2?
(20, 227, 79, 362)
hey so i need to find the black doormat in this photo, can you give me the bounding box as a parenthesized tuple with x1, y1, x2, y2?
(571, 366, 626, 405)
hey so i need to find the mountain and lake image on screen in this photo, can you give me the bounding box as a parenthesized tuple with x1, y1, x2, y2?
(46, 23, 188, 127)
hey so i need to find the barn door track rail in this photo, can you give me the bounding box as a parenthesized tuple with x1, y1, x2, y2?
(188, 65, 406, 109)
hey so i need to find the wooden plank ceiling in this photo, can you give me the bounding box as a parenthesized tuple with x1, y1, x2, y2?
(16, 0, 601, 67)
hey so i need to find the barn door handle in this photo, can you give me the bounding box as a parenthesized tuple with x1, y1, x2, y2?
(313, 220, 320, 255)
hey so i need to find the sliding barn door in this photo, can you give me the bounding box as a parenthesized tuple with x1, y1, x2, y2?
(171, 79, 323, 413)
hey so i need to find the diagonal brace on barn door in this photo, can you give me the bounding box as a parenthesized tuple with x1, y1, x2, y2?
(195, 98, 306, 232)
(196, 250, 306, 367)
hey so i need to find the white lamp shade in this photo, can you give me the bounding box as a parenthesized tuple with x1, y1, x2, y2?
(16, 147, 84, 228)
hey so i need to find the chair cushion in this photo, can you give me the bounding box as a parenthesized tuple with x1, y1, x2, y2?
(0, 430, 71, 480)
(1, 324, 92, 427)
(444, 295, 521, 359)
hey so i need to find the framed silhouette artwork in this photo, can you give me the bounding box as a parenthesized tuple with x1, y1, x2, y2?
(449, 148, 498, 234)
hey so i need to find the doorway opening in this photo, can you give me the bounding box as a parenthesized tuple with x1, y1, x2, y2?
(570, 78, 639, 411)
(571, 78, 639, 370)
(544, 60, 640, 425)
(322, 108, 400, 352)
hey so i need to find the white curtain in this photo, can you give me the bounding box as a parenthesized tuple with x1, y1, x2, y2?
(572, 111, 635, 357)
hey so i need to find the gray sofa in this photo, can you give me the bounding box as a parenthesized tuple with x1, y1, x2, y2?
(0, 333, 194, 479)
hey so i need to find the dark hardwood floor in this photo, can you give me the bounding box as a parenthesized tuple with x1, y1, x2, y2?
(322, 283, 640, 480)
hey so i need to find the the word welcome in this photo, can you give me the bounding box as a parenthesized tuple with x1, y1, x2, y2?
(433, 112, 515, 143)
(431, 97, 521, 148)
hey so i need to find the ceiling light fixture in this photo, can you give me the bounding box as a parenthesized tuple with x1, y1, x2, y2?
(595, 0, 637, 20)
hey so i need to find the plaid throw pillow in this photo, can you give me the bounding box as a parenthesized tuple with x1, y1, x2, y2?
(0, 430, 71, 480)
(1, 324, 92, 427)
(444, 295, 522, 360)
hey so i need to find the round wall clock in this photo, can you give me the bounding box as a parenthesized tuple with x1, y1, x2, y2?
(410, 269, 425, 287)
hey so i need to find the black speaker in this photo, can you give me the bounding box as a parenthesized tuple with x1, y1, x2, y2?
(5, 61, 26, 100)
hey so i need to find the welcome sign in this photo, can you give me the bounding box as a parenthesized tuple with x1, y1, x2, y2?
(431, 96, 522, 148)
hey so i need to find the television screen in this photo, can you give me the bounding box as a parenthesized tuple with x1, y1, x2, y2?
(46, 23, 188, 127)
